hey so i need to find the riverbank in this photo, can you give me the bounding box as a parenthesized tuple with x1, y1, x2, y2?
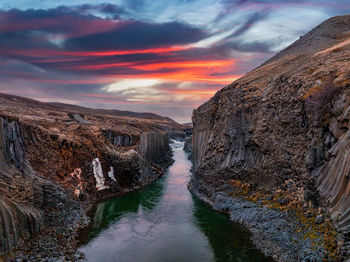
(188, 177, 339, 262)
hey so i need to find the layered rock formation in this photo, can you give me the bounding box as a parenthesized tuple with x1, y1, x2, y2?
(0, 93, 184, 260)
(191, 15, 350, 261)
(0, 116, 42, 254)
(103, 130, 137, 147)
(0, 116, 69, 256)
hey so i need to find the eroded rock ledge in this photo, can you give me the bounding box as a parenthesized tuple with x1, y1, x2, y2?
(190, 15, 350, 261)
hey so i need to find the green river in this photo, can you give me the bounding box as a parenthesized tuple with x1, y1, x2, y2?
(78, 140, 273, 262)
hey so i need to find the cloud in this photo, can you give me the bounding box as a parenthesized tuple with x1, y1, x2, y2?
(224, 10, 270, 39)
(74, 3, 126, 15)
(64, 21, 206, 51)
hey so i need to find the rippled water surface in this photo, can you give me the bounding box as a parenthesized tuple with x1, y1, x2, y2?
(78, 141, 273, 262)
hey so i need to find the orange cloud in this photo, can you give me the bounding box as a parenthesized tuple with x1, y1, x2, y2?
(129, 60, 233, 70)
(71, 59, 233, 70)
(57, 58, 237, 85)
(102, 72, 239, 85)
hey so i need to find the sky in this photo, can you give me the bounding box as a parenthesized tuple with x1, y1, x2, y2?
(1, 1, 350, 122)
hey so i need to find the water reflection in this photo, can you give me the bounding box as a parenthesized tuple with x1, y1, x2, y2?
(78, 141, 272, 262)
(79, 177, 165, 244)
(192, 196, 273, 262)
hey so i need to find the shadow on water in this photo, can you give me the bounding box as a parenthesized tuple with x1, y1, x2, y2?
(78, 177, 165, 245)
(192, 195, 274, 262)
(78, 141, 273, 262)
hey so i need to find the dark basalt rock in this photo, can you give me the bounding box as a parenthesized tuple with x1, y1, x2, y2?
(102, 129, 137, 147)
(138, 132, 171, 165)
(0, 116, 44, 254)
(183, 136, 192, 160)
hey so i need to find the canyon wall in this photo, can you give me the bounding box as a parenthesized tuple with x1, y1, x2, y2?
(183, 136, 192, 159)
(315, 95, 350, 238)
(191, 15, 350, 261)
(0, 116, 66, 254)
(102, 130, 137, 147)
(139, 132, 170, 164)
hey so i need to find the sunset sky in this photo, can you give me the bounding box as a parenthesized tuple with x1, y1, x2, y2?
(1, 1, 350, 122)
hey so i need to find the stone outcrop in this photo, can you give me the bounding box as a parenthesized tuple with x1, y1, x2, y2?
(102, 130, 137, 146)
(191, 15, 350, 261)
(138, 132, 170, 164)
(0, 116, 45, 254)
(316, 105, 350, 241)
(183, 136, 192, 160)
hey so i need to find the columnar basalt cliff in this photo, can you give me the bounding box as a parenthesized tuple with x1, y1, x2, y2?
(191, 15, 350, 261)
(139, 132, 171, 164)
(0, 116, 43, 254)
(0, 115, 83, 259)
(0, 93, 185, 260)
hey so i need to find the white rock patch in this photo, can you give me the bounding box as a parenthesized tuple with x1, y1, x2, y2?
(92, 158, 109, 191)
(108, 166, 116, 182)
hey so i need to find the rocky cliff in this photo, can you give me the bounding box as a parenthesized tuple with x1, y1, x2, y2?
(0, 116, 43, 254)
(191, 15, 350, 261)
(0, 93, 184, 260)
(183, 136, 192, 160)
(139, 132, 171, 165)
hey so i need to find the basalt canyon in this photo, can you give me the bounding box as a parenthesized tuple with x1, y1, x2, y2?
(3, 7, 350, 262)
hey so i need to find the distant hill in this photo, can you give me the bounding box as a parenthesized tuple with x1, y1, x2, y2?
(0, 92, 176, 123)
(49, 102, 176, 122)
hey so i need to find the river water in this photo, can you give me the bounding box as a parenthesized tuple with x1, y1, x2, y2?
(78, 140, 272, 262)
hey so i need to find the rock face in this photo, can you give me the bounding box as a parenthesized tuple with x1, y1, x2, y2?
(0, 93, 184, 259)
(102, 130, 137, 146)
(139, 132, 170, 164)
(0, 116, 47, 254)
(183, 136, 192, 159)
(317, 130, 350, 234)
(191, 15, 350, 261)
